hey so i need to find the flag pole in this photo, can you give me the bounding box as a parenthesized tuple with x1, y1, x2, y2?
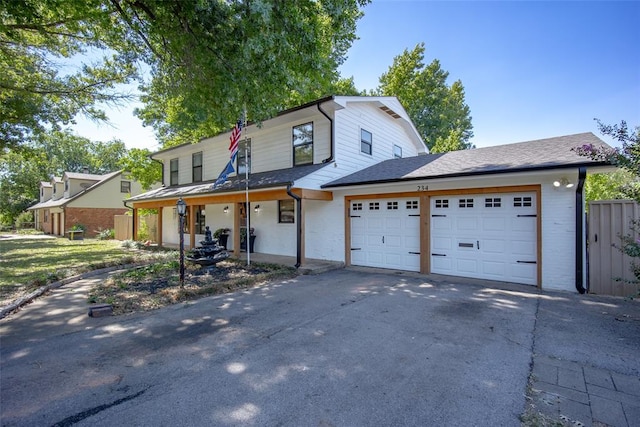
(243, 107, 250, 266)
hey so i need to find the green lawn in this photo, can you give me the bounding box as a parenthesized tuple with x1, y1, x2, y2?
(0, 237, 176, 305)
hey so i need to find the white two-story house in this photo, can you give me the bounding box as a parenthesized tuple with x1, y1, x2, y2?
(127, 95, 613, 293)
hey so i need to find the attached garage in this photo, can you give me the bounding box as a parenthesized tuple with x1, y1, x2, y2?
(350, 198, 421, 271)
(327, 133, 615, 293)
(430, 192, 538, 285)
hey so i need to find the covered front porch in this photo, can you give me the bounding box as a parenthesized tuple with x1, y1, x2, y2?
(129, 185, 333, 268)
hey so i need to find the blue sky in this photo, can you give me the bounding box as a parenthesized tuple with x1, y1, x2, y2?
(74, 0, 640, 150)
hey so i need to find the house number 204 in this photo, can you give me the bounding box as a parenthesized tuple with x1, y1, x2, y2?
(416, 185, 429, 191)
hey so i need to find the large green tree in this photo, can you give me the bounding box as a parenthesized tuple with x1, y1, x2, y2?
(1, 0, 369, 150)
(0, 0, 139, 154)
(129, 0, 369, 146)
(375, 43, 473, 152)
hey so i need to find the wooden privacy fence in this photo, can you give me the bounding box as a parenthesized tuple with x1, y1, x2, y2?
(113, 214, 159, 242)
(588, 200, 639, 297)
(114, 215, 132, 241)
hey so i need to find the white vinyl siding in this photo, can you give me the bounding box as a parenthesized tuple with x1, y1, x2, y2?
(334, 103, 421, 176)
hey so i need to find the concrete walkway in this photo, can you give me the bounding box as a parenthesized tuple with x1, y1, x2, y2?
(1, 265, 639, 426)
(527, 290, 640, 426)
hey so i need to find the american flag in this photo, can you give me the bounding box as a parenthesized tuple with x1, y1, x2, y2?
(228, 119, 243, 162)
(213, 118, 244, 189)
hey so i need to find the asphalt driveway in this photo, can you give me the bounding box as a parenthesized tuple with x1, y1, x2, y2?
(1, 268, 638, 426)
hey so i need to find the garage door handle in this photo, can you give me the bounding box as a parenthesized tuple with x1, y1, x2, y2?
(517, 260, 536, 264)
(382, 236, 384, 243)
(432, 253, 446, 257)
(477, 240, 479, 250)
(351, 248, 362, 251)
(409, 252, 420, 255)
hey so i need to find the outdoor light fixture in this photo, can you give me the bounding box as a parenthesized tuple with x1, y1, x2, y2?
(553, 177, 574, 189)
(254, 204, 261, 212)
(176, 198, 187, 287)
(176, 198, 187, 216)
(223, 206, 229, 214)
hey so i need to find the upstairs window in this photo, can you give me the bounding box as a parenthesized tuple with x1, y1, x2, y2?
(393, 144, 403, 158)
(192, 152, 203, 183)
(237, 139, 251, 175)
(293, 122, 313, 166)
(170, 158, 179, 186)
(121, 181, 131, 193)
(361, 129, 372, 155)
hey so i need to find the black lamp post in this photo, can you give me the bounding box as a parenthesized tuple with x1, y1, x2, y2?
(176, 198, 186, 287)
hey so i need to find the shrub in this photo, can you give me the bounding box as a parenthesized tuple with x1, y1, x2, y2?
(96, 228, 115, 240)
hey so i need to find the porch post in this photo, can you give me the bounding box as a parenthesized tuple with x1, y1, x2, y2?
(157, 208, 163, 247)
(133, 208, 139, 241)
(233, 202, 241, 257)
(189, 205, 195, 249)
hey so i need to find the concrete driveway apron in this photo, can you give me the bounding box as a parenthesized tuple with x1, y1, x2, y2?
(0, 269, 566, 426)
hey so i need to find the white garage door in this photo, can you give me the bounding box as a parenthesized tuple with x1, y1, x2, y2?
(350, 198, 421, 272)
(430, 193, 537, 285)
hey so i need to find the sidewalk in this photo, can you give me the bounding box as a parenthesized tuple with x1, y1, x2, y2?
(0, 269, 126, 346)
(526, 291, 640, 427)
(531, 355, 640, 426)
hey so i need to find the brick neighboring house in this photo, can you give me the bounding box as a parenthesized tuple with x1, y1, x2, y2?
(28, 170, 148, 237)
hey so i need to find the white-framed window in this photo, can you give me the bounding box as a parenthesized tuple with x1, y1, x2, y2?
(435, 199, 449, 208)
(514, 196, 533, 207)
(393, 144, 402, 158)
(170, 158, 179, 186)
(192, 152, 203, 183)
(293, 122, 313, 166)
(361, 129, 372, 155)
(279, 200, 295, 223)
(459, 198, 474, 208)
(120, 181, 131, 193)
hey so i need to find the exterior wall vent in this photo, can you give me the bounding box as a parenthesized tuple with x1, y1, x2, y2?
(379, 105, 401, 119)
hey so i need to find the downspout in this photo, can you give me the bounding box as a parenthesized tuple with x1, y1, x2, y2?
(286, 183, 302, 268)
(124, 200, 135, 241)
(318, 102, 334, 164)
(575, 167, 587, 294)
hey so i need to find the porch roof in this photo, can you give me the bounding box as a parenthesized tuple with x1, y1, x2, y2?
(126, 163, 328, 203)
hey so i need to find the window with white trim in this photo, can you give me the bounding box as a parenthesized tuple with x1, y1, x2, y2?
(293, 123, 313, 166)
(435, 199, 449, 208)
(361, 129, 372, 155)
(192, 152, 203, 183)
(170, 158, 179, 186)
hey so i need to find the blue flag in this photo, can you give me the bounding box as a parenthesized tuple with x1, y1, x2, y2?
(213, 160, 235, 189)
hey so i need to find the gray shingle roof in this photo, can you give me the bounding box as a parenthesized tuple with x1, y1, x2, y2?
(323, 133, 611, 188)
(127, 163, 328, 202)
